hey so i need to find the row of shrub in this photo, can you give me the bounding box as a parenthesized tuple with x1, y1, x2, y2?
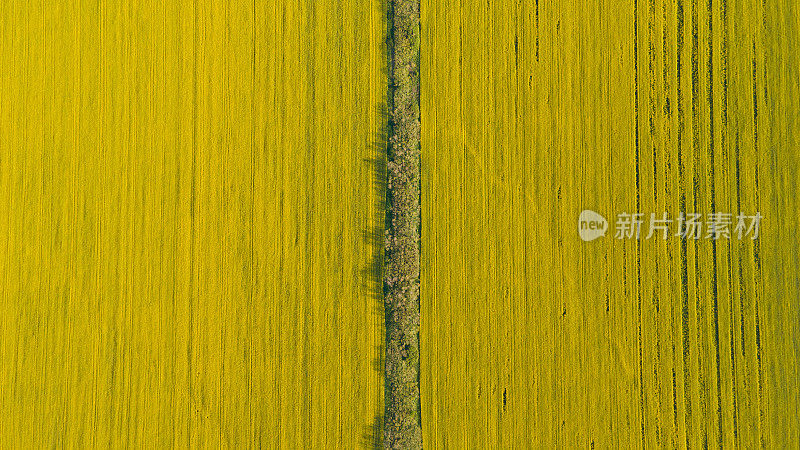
(383, 0, 422, 448)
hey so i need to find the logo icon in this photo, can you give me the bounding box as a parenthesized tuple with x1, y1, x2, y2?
(579, 210, 608, 241)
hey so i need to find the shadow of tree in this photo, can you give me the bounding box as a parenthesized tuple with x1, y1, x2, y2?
(360, 62, 389, 449)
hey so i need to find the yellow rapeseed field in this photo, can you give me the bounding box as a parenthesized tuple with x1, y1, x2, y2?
(1, 0, 798, 448)
(0, 0, 385, 447)
(421, 0, 798, 447)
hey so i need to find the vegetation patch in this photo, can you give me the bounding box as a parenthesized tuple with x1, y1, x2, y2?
(383, 0, 422, 447)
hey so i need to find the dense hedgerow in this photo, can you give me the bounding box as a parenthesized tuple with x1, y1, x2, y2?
(383, 0, 422, 448)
